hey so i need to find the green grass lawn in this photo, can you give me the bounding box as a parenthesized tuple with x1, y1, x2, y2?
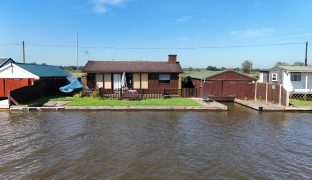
(289, 99, 312, 107)
(50, 97, 201, 107)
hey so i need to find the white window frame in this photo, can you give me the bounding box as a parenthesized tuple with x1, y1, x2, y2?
(290, 72, 301, 82)
(272, 73, 278, 82)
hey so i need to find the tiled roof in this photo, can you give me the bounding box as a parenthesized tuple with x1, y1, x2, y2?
(83, 60, 183, 73)
(278, 66, 312, 72)
(15, 63, 70, 78)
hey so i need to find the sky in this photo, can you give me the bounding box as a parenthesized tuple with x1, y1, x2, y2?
(0, 0, 312, 68)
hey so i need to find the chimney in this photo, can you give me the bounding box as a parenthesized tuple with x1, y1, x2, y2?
(168, 54, 177, 64)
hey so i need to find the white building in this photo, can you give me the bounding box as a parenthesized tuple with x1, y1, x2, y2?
(258, 66, 312, 93)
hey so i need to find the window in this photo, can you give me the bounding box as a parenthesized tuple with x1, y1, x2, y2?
(272, 73, 278, 81)
(291, 72, 301, 81)
(159, 74, 170, 83)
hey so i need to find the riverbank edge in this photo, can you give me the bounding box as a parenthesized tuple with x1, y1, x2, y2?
(234, 99, 312, 112)
(8, 98, 228, 112)
(9, 105, 228, 112)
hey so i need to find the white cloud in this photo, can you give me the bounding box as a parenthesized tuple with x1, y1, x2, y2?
(91, 0, 126, 14)
(229, 28, 274, 38)
(176, 16, 191, 23)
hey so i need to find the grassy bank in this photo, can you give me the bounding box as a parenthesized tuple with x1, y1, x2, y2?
(289, 99, 312, 107)
(50, 97, 201, 107)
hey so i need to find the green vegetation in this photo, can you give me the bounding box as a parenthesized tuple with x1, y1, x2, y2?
(241, 60, 253, 74)
(181, 70, 221, 79)
(67, 71, 85, 78)
(289, 99, 312, 107)
(50, 97, 201, 107)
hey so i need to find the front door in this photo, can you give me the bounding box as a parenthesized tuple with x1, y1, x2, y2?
(126, 73, 133, 89)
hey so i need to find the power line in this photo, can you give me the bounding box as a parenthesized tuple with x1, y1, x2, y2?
(0, 41, 309, 50)
(0, 43, 21, 46)
(29, 41, 308, 49)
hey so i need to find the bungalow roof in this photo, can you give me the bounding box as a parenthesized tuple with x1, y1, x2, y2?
(82, 60, 183, 73)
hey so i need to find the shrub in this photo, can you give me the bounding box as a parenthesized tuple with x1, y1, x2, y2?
(91, 90, 100, 98)
(73, 91, 83, 98)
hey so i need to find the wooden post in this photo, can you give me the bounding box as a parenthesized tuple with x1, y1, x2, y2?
(102, 73, 105, 89)
(286, 91, 290, 106)
(265, 83, 268, 103)
(305, 41, 308, 66)
(22, 41, 26, 63)
(8, 91, 11, 106)
(279, 84, 282, 105)
(305, 73, 308, 91)
(254, 82, 257, 101)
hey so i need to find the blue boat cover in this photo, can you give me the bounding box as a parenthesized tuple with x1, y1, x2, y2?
(59, 76, 83, 93)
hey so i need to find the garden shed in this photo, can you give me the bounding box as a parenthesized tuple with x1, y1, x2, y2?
(184, 70, 256, 101)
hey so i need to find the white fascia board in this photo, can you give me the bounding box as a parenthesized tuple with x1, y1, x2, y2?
(0, 63, 40, 79)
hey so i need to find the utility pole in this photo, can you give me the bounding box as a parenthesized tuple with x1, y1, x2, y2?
(22, 41, 25, 63)
(76, 33, 79, 77)
(305, 41, 308, 66)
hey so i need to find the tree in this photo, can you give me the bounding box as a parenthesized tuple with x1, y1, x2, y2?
(206, 66, 218, 71)
(275, 61, 289, 67)
(292, 61, 305, 66)
(241, 60, 253, 74)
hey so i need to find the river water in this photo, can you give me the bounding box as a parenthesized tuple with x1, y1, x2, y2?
(0, 103, 312, 179)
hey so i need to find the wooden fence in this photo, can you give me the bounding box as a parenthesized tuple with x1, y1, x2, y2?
(202, 80, 255, 100)
(191, 80, 289, 106)
(255, 82, 288, 106)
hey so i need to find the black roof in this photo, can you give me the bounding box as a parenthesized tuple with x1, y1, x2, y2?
(0, 58, 14, 67)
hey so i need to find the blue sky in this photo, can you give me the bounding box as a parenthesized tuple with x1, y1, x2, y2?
(1, 0, 312, 68)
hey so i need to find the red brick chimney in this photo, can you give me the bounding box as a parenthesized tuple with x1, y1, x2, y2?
(168, 55, 177, 64)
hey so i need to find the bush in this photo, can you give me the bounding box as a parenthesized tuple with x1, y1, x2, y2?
(91, 90, 100, 98)
(73, 91, 83, 98)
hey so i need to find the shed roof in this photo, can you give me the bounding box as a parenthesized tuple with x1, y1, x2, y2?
(206, 70, 257, 81)
(182, 70, 256, 80)
(15, 63, 70, 78)
(82, 60, 183, 73)
(278, 66, 312, 72)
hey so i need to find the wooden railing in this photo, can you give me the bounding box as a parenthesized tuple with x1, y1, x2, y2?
(98, 88, 198, 99)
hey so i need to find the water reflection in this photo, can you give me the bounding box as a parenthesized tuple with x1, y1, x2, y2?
(0, 105, 312, 179)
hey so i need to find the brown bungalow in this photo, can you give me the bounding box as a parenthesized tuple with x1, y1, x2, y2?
(82, 55, 182, 92)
